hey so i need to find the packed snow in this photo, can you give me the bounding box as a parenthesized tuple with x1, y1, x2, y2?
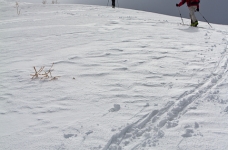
(0, 1, 228, 150)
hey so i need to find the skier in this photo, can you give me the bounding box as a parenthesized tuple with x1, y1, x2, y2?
(112, 0, 115, 8)
(176, 0, 200, 27)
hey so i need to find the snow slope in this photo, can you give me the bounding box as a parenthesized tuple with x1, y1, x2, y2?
(0, 1, 228, 150)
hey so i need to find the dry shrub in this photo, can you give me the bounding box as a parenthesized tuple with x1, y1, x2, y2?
(31, 63, 60, 80)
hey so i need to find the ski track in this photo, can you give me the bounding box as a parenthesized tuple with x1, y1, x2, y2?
(0, 2, 228, 150)
(103, 20, 228, 150)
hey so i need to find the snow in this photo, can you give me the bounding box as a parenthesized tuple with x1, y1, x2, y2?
(0, 1, 228, 150)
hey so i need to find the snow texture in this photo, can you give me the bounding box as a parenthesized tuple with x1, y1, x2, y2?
(0, 1, 228, 150)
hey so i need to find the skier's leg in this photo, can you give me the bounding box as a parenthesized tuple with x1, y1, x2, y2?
(112, 0, 115, 8)
(189, 13, 193, 26)
(188, 6, 198, 26)
(188, 6, 197, 22)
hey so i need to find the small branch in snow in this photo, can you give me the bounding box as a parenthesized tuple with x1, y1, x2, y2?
(31, 63, 60, 80)
(15, 2, 21, 16)
(42, 0, 47, 4)
(52, 0, 58, 4)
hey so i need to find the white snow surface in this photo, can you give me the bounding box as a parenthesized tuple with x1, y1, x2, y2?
(0, 1, 228, 150)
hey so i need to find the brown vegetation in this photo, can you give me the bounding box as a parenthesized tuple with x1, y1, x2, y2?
(31, 63, 60, 80)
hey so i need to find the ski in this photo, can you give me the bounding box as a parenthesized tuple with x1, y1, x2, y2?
(179, 23, 208, 29)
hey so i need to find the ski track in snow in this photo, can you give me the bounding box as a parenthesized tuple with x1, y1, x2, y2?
(104, 46, 228, 150)
(104, 24, 228, 149)
(0, 1, 228, 150)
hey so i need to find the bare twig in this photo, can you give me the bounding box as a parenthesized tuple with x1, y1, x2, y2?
(31, 63, 59, 81)
(30, 66, 44, 79)
(15, 2, 21, 16)
(42, 0, 47, 4)
(52, 0, 58, 4)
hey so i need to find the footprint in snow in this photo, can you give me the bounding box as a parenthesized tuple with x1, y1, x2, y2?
(109, 104, 121, 112)
(182, 128, 194, 137)
(224, 106, 228, 112)
(64, 134, 77, 139)
(194, 122, 200, 129)
(181, 122, 201, 138)
(85, 130, 93, 135)
(166, 120, 179, 128)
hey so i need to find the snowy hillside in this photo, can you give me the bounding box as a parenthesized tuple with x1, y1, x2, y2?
(0, 1, 228, 150)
